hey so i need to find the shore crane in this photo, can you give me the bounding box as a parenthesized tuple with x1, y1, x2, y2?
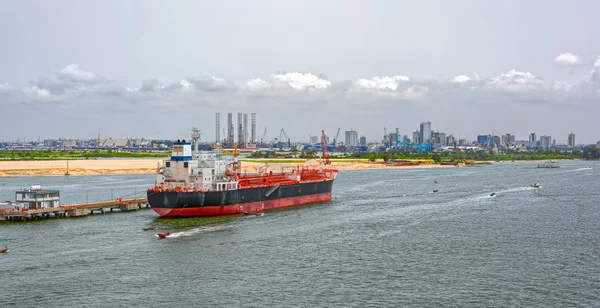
(260, 127, 267, 145)
(279, 129, 290, 148)
(331, 128, 340, 148)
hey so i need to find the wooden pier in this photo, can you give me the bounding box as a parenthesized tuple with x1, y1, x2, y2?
(0, 198, 150, 222)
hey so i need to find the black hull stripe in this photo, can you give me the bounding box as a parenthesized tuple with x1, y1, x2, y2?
(148, 179, 334, 209)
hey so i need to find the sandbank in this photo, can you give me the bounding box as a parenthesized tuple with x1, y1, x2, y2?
(0, 159, 453, 177)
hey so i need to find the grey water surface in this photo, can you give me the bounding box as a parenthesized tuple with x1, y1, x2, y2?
(0, 161, 598, 307)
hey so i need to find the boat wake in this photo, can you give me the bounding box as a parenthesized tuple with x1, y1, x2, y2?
(448, 186, 535, 204)
(555, 167, 593, 174)
(164, 225, 230, 238)
(573, 167, 593, 171)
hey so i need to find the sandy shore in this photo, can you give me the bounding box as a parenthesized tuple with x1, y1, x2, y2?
(0, 159, 453, 177)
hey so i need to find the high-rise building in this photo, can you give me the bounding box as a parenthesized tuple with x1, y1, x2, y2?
(446, 134, 455, 146)
(413, 131, 420, 144)
(420, 122, 431, 144)
(539, 135, 552, 149)
(243, 113, 248, 145)
(359, 136, 367, 146)
(251, 113, 256, 144)
(438, 133, 447, 146)
(568, 133, 575, 148)
(237, 113, 243, 145)
(477, 135, 489, 146)
(345, 129, 359, 147)
(529, 133, 536, 147)
(503, 133, 515, 146)
(215, 113, 220, 143)
(227, 113, 234, 145)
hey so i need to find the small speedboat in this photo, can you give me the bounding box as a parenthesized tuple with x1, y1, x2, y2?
(490, 192, 496, 197)
(433, 190, 439, 193)
(0, 245, 8, 253)
(143, 226, 157, 231)
(157, 232, 170, 239)
(530, 183, 541, 188)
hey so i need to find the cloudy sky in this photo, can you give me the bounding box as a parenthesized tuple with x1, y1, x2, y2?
(1, 0, 599, 144)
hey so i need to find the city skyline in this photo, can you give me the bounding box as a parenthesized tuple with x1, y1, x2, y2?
(1, 1, 600, 143)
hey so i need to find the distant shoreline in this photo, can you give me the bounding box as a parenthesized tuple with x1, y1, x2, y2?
(0, 158, 580, 177)
(0, 159, 458, 177)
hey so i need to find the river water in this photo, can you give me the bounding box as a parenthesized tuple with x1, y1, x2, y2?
(0, 161, 598, 307)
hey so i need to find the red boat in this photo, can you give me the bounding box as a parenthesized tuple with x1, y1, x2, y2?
(157, 232, 170, 239)
(0, 245, 8, 253)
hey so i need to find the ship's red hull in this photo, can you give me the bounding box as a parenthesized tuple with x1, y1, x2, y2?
(152, 192, 332, 218)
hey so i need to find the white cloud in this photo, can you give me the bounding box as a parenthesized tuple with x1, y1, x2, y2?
(583, 56, 600, 83)
(58, 64, 100, 83)
(272, 72, 331, 90)
(184, 73, 238, 92)
(21, 85, 60, 101)
(552, 81, 573, 92)
(453, 75, 471, 84)
(554, 52, 580, 66)
(243, 78, 272, 91)
(0, 83, 15, 94)
(354, 75, 410, 91)
(5, 63, 600, 143)
(486, 69, 545, 92)
(139, 78, 165, 92)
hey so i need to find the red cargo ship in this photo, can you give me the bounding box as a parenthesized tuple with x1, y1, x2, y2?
(147, 128, 337, 217)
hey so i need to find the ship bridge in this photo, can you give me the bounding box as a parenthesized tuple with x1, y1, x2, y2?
(171, 140, 192, 161)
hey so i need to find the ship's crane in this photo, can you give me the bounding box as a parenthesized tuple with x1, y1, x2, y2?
(321, 130, 330, 165)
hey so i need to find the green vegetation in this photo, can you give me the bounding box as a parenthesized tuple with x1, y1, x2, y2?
(331, 149, 583, 162)
(0, 147, 594, 162)
(250, 148, 587, 164)
(0, 150, 170, 160)
(582, 146, 600, 160)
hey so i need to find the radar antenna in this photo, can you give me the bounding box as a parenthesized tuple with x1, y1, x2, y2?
(191, 127, 201, 152)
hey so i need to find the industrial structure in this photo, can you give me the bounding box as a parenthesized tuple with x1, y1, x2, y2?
(251, 113, 256, 144)
(215, 113, 220, 144)
(227, 113, 234, 147)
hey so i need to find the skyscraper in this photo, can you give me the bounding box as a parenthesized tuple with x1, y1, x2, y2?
(412, 130, 420, 144)
(345, 129, 359, 147)
(251, 113, 256, 144)
(529, 133, 537, 147)
(359, 136, 366, 146)
(568, 133, 575, 148)
(539, 135, 552, 149)
(420, 121, 431, 144)
(215, 113, 220, 143)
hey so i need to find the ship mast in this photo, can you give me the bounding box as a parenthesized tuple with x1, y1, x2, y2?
(191, 127, 201, 153)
